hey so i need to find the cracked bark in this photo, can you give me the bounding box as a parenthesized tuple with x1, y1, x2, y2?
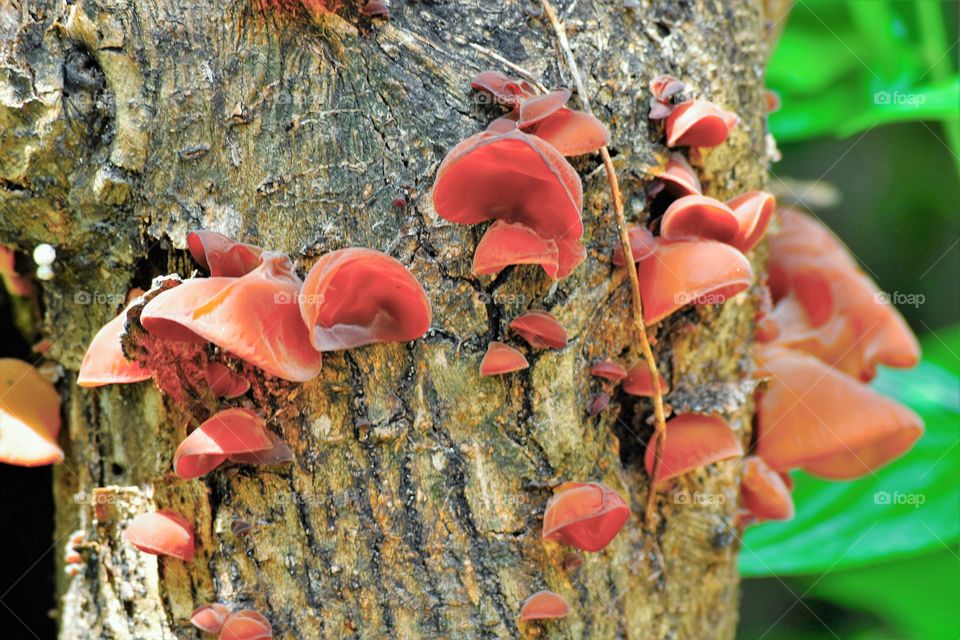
(1, 0, 775, 637)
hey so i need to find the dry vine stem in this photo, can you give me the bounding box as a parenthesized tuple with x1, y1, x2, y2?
(539, 0, 670, 529)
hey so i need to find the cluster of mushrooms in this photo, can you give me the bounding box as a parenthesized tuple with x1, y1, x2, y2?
(0, 65, 926, 633)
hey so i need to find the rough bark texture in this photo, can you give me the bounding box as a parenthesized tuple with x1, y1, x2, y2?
(1, 0, 774, 637)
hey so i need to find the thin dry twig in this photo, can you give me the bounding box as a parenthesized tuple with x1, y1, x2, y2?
(539, 0, 670, 531)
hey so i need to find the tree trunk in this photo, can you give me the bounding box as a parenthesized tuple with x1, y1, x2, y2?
(1, 0, 774, 637)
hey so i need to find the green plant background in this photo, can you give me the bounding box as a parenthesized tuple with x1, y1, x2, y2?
(737, 2, 960, 638)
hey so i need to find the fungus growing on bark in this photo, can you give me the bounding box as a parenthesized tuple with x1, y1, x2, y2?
(362, 0, 388, 17)
(0, 358, 63, 466)
(124, 510, 195, 561)
(472, 221, 560, 278)
(648, 74, 686, 119)
(77, 294, 152, 387)
(611, 225, 656, 267)
(636, 239, 753, 324)
(173, 408, 274, 479)
(589, 360, 627, 383)
(519, 590, 570, 621)
(219, 610, 273, 640)
(509, 311, 567, 349)
(665, 100, 739, 148)
(479, 341, 529, 376)
(726, 191, 775, 253)
(644, 414, 743, 484)
(186, 230, 263, 277)
(228, 431, 294, 467)
(754, 345, 923, 479)
(470, 70, 533, 108)
(622, 363, 670, 397)
(589, 392, 611, 416)
(740, 456, 794, 522)
(204, 362, 250, 398)
(541, 482, 630, 552)
(190, 603, 231, 635)
(653, 153, 702, 197)
(140, 252, 322, 382)
(299, 248, 431, 351)
(526, 108, 611, 156)
(516, 89, 571, 128)
(660, 195, 739, 242)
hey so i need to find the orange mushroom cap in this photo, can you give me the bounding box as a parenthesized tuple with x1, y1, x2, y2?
(740, 455, 795, 522)
(726, 191, 775, 253)
(204, 362, 250, 398)
(661, 195, 739, 243)
(140, 252, 323, 382)
(77, 296, 152, 388)
(655, 153, 702, 197)
(124, 510, 194, 561)
(589, 392, 611, 416)
(622, 363, 670, 397)
(228, 431, 294, 466)
(299, 248, 431, 352)
(516, 89, 571, 128)
(509, 311, 568, 349)
(432, 129, 583, 245)
(479, 341, 529, 376)
(486, 114, 519, 134)
(470, 70, 533, 108)
(473, 221, 560, 279)
(589, 360, 627, 383)
(186, 230, 263, 277)
(554, 236, 587, 279)
(219, 609, 273, 640)
(0, 358, 63, 466)
(644, 414, 743, 484)
(527, 108, 611, 156)
(173, 408, 274, 479)
(754, 345, 923, 479)
(649, 74, 686, 103)
(611, 225, 656, 267)
(637, 239, 753, 324)
(519, 590, 570, 621)
(542, 481, 630, 552)
(665, 100, 738, 148)
(190, 603, 231, 634)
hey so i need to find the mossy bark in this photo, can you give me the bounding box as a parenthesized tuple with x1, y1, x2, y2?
(1, 0, 776, 637)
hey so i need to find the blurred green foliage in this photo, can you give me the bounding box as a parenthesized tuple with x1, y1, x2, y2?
(767, 0, 959, 173)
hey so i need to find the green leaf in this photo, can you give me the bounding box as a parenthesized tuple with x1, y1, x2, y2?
(740, 331, 960, 577)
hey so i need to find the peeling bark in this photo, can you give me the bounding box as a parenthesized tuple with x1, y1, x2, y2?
(1, 0, 775, 637)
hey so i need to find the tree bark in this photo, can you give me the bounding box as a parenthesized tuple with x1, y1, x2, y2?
(1, 0, 774, 637)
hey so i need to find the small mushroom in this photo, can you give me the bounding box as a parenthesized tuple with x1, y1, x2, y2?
(665, 100, 738, 148)
(526, 108, 611, 156)
(204, 362, 250, 398)
(173, 408, 274, 479)
(519, 590, 570, 621)
(726, 191, 775, 253)
(470, 70, 533, 108)
(654, 153, 702, 197)
(589, 360, 628, 383)
(298, 248, 431, 351)
(622, 363, 670, 397)
(541, 481, 630, 552)
(509, 311, 568, 349)
(0, 358, 63, 466)
(611, 225, 656, 267)
(472, 221, 560, 279)
(649, 74, 686, 104)
(589, 392, 611, 416)
(77, 294, 152, 388)
(644, 414, 743, 484)
(740, 456, 795, 522)
(516, 89, 571, 128)
(362, 0, 389, 17)
(228, 431, 294, 467)
(124, 510, 194, 561)
(190, 603, 231, 634)
(140, 252, 323, 382)
(660, 195, 739, 242)
(479, 341, 529, 376)
(186, 230, 263, 277)
(636, 239, 753, 324)
(219, 609, 273, 640)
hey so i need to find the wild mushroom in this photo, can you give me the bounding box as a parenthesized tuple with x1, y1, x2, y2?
(509, 311, 568, 349)
(589, 360, 628, 383)
(526, 108, 611, 156)
(124, 510, 195, 561)
(653, 153, 702, 197)
(665, 99, 739, 148)
(516, 89, 571, 128)
(190, 603, 231, 635)
(479, 341, 529, 376)
(77, 293, 152, 388)
(219, 610, 273, 640)
(519, 590, 570, 621)
(298, 248, 431, 351)
(140, 252, 323, 382)
(636, 239, 753, 324)
(622, 363, 670, 397)
(660, 195, 739, 243)
(204, 362, 250, 398)
(541, 481, 630, 552)
(726, 191, 775, 253)
(472, 221, 560, 279)
(611, 225, 656, 267)
(0, 358, 63, 466)
(644, 414, 743, 484)
(740, 455, 795, 522)
(754, 345, 923, 479)
(470, 70, 533, 108)
(228, 431, 294, 467)
(186, 230, 263, 277)
(173, 408, 274, 479)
